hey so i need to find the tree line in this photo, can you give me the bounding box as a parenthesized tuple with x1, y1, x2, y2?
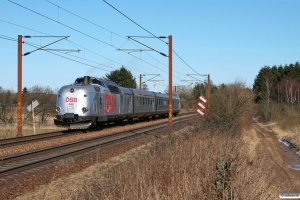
(253, 61, 300, 110)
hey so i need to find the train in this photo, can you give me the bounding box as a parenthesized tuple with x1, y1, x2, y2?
(54, 76, 181, 129)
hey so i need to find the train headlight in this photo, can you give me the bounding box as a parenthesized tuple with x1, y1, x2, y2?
(82, 107, 88, 113)
(56, 106, 61, 112)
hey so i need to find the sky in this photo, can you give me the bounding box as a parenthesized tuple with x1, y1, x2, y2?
(1, 0, 300, 93)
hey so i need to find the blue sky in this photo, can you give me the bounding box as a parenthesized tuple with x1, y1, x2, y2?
(1, 0, 300, 93)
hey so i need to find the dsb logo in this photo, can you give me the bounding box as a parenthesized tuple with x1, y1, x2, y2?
(65, 97, 77, 102)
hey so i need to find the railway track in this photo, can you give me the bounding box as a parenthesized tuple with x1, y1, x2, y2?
(0, 115, 197, 179)
(0, 112, 194, 148)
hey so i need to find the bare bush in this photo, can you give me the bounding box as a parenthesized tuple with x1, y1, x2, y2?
(203, 81, 255, 134)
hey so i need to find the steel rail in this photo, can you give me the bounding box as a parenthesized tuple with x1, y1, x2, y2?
(0, 112, 194, 147)
(0, 116, 197, 178)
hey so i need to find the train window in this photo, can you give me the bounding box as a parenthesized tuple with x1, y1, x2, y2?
(91, 79, 100, 85)
(121, 95, 123, 106)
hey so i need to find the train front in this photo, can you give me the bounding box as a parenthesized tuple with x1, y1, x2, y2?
(54, 76, 96, 129)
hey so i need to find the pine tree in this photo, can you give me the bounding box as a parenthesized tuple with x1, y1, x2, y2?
(105, 66, 137, 89)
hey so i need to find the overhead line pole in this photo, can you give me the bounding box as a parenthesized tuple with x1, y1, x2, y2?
(207, 74, 210, 111)
(16, 35, 73, 137)
(140, 74, 142, 90)
(17, 35, 22, 136)
(168, 35, 172, 131)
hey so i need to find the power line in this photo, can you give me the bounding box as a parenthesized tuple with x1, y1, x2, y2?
(43, 1, 185, 77)
(7, 0, 113, 47)
(172, 49, 202, 76)
(4, 1, 177, 80)
(1, 33, 182, 88)
(45, 0, 125, 39)
(24, 41, 112, 72)
(4, 1, 183, 87)
(0, 34, 112, 72)
(103, 0, 167, 45)
(0, 34, 18, 42)
(0, 20, 146, 74)
(102, 1, 202, 77)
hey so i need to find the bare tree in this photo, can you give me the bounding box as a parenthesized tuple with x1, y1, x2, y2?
(260, 75, 272, 108)
(142, 83, 149, 91)
(27, 85, 56, 124)
(277, 78, 300, 110)
(0, 89, 16, 125)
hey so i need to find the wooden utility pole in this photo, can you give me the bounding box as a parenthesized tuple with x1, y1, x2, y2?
(17, 35, 22, 136)
(168, 35, 172, 131)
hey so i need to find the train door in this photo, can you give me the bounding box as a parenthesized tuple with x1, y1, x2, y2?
(126, 95, 133, 113)
(120, 94, 123, 114)
(151, 98, 155, 112)
(129, 96, 133, 113)
(99, 94, 103, 116)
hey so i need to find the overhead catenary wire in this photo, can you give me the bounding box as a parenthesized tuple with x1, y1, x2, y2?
(0, 20, 146, 75)
(0, 35, 112, 72)
(102, 0, 168, 45)
(0, 32, 180, 86)
(0, 36, 182, 90)
(102, 0, 204, 77)
(4, 1, 184, 87)
(24, 41, 112, 72)
(43, 1, 185, 77)
(5, 1, 181, 81)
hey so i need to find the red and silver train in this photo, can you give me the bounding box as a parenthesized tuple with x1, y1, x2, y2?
(54, 76, 181, 129)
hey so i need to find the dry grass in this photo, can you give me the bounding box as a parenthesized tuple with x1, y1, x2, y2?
(24, 127, 281, 200)
(272, 125, 300, 151)
(81, 130, 282, 199)
(0, 127, 64, 139)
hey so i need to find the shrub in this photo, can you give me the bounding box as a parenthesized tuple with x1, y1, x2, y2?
(202, 81, 255, 135)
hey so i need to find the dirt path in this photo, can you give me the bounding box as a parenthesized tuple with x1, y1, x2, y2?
(252, 122, 300, 192)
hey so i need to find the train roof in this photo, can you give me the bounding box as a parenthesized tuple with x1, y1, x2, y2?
(130, 88, 155, 97)
(74, 77, 117, 87)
